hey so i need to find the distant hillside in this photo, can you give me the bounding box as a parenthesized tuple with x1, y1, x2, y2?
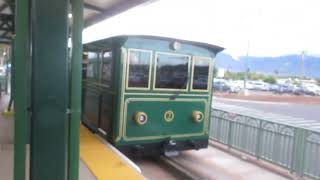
(215, 53, 320, 78)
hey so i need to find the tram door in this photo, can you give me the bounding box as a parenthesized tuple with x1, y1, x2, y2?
(98, 51, 113, 138)
(98, 95, 113, 138)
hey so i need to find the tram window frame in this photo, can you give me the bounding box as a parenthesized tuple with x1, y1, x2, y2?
(190, 56, 212, 92)
(153, 52, 191, 91)
(100, 50, 113, 87)
(126, 48, 153, 90)
(86, 52, 100, 80)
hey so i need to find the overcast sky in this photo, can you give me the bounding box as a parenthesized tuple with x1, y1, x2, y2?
(83, 0, 320, 57)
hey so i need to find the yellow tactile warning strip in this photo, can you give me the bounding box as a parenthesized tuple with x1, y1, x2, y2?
(2, 110, 14, 117)
(80, 125, 144, 180)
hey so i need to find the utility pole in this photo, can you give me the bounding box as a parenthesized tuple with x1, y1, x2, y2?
(243, 40, 250, 96)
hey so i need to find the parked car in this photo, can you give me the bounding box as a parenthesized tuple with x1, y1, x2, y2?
(269, 84, 279, 92)
(213, 81, 226, 92)
(274, 84, 291, 94)
(245, 81, 255, 90)
(247, 81, 269, 91)
(213, 80, 241, 93)
(292, 85, 304, 95)
(224, 82, 241, 93)
(302, 84, 320, 96)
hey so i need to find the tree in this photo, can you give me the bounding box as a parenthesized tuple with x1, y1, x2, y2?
(263, 76, 277, 84)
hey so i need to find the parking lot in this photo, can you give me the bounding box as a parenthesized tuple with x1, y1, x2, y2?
(213, 89, 320, 129)
(214, 91, 320, 105)
(213, 78, 320, 96)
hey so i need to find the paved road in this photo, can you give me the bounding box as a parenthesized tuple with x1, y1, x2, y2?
(213, 97, 320, 122)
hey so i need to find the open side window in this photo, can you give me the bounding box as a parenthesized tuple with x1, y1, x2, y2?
(126, 49, 152, 89)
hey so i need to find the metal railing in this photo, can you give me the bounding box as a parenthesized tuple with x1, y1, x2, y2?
(210, 109, 320, 179)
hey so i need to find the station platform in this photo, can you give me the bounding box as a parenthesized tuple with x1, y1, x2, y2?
(0, 95, 144, 180)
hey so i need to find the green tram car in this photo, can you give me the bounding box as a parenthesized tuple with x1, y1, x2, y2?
(82, 35, 224, 155)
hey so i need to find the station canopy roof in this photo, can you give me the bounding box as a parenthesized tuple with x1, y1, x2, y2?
(84, 0, 153, 27)
(0, 0, 154, 44)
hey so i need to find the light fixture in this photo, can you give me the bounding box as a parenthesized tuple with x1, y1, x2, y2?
(68, 13, 73, 19)
(171, 41, 181, 50)
(164, 110, 174, 122)
(192, 111, 204, 123)
(133, 112, 148, 125)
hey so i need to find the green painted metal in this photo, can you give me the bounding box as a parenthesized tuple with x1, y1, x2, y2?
(30, 0, 69, 179)
(255, 120, 262, 159)
(14, 0, 29, 179)
(69, 0, 84, 179)
(125, 99, 206, 138)
(210, 109, 320, 180)
(7, 39, 15, 111)
(292, 128, 307, 176)
(82, 36, 223, 148)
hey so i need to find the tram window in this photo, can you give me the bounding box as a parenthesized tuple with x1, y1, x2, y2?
(101, 51, 113, 86)
(127, 50, 151, 88)
(192, 57, 210, 90)
(87, 52, 99, 78)
(87, 64, 94, 78)
(155, 53, 189, 90)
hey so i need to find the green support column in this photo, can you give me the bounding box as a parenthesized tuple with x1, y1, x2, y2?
(69, 0, 84, 179)
(30, 0, 69, 179)
(14, 0, 29, 180)
(8, 38, 15, 111)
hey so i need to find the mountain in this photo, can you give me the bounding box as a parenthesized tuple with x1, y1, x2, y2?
(215, 53, 320, 78)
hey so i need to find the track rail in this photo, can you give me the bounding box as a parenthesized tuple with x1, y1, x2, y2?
(158, 156, 199, 180)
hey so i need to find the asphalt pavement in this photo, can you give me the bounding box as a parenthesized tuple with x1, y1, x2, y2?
(213, 97, 320, 123)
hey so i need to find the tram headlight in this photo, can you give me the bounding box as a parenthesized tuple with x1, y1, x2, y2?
(133, 112, 148, 125)
(192, 111, 204, 123)
(171, 41, 181, 50)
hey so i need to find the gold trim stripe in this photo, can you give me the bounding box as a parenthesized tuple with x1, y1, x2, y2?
(124, 92, 209, 97)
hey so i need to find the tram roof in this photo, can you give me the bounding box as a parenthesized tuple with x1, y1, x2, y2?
(84, 35, 225, 55)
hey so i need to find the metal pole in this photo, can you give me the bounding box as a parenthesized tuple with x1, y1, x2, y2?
(14, 0, 30, 179)
(69, 0, 84, 179)
(30, 0, 69, 179)
(7, 38, 15, 111)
